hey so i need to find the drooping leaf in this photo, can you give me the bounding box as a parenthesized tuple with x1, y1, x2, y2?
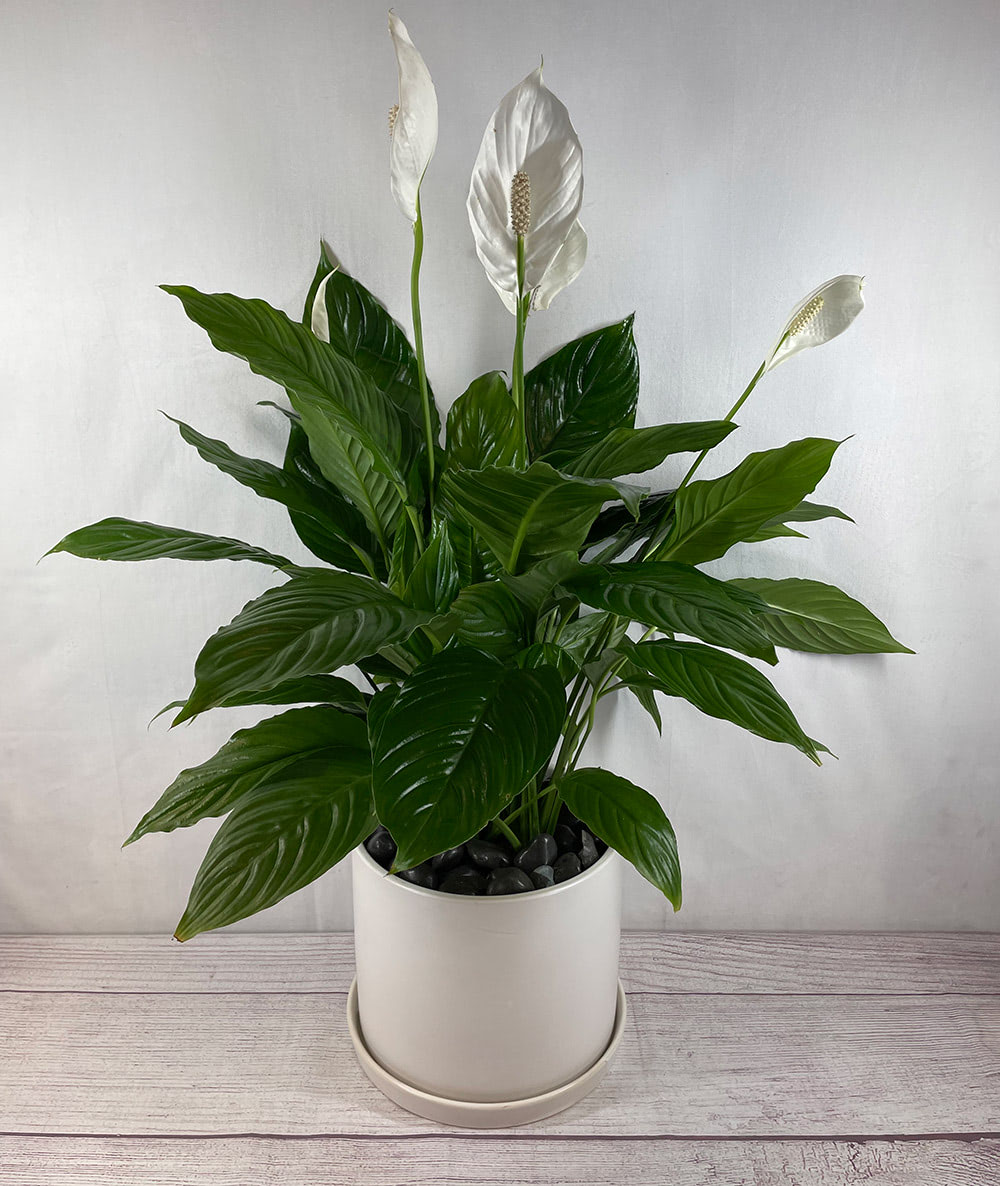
(372, 647, 565, 868)
(565, 420, 737, 480)
(173, 752, 375, 940)
(127, 706, 369, 844)
(174, 569, 433, 723)
(161, 286, 412, 550)
(525, 317, 639, 461)
(566, 562, 777, 663)
(166, 412, 380, 575)
(655, 438, 841, 565)
(557, 768, 681, 909)
(499, 551, 582, 616)
(47, 518, 292, 569)
(623, 638, 826, 763)
(439, 462, 643, 572)
(310, 260, 439, 437)
(445, 372, 521, 470)
(727, 578, 913, 654)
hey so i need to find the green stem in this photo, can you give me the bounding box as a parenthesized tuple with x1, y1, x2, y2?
(411, 194, 435, 511)
(642, 358, 769, 561)
(511, 235, 528, 464)
(491, 815, 520, 848)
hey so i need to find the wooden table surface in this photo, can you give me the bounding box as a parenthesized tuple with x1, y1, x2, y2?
(1, 932, 998, 1184)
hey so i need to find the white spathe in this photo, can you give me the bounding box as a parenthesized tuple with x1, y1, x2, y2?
(496, 219, 588, 314)
(388, 12, 438, 223)
(309, 268, 336, 341)
(766, 274, 866, 371)
(468, 65, 584, 311)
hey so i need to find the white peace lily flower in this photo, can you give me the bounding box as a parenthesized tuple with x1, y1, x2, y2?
(388, 12, 438, 223)
(468, 65, 584, 312)
(496, 219, 588, 314)
(765, 275, 865, 371)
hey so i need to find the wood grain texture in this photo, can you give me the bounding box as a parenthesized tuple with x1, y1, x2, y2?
(1, 1136, 998, 1186)
(2, 932, 998, 994)
(2, 990, 998, 1137)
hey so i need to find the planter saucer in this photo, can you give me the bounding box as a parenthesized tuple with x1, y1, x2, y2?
(346, 978, 627, 1128)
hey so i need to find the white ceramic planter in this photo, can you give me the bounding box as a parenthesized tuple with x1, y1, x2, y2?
(350, 842, 623, 1124)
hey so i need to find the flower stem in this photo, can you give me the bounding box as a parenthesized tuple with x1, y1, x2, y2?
(511, 235, 528, 464)
(642, 357, 769, 560)
(411, 194, 436, 512)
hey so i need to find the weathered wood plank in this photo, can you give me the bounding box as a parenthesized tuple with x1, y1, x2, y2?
(2, 932, 998, 994)
(0, 1136, 998, 1186)
(1, 990, 997, 1137)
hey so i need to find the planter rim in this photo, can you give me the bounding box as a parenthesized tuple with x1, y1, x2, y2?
(354, 838, 618, 902)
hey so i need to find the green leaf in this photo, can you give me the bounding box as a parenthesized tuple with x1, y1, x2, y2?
(372, 648, 565, 868)
(624, 677, 663, 735)
(174, 569, 433, 723)
(525, 317, 639, 461)
(557, 768, 681, 909)
(742, 499, 854, 544)
(499, 552, 581, 616)
(567, 562, 777, 664)
(727, 578, 914, 655)
(565, 421, 737, 479)
(622, 639, 826, 763)
(165, 412, 379, 575)
(432, 581, 527, 657)
(516, 642, 578, 682)
(47, 518, 292, 569)
(173, 752, 375, 940)
(161, 286, 412, 550)
(445, 372, 521, 470)
(404, 519, 460, 613)
(311, 260, 440, 438)
(127, 706, 369, 844)
(557, 612, 628, 668)
(656, 438, 842, 564)
(439, 462, 642, 573)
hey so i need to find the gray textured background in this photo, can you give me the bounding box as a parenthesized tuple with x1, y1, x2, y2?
(2, 0, 997, 933)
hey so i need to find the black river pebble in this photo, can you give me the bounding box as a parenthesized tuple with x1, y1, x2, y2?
(514, 832, 558, 871)
(486, 867, 535, 895)
(430, 845, 467, 873)
(465, 838, 512, 871)
(553, 852, 582, 882)
(396, 862, 436, 889)
(530, 864, 555, 889)
(365, 826, 396, 868)
(554, 823, 578, 854)
(579, 829, 599, 869)
(440, 869, 488, 895)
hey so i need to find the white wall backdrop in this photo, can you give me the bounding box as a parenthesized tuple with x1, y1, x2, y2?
(2, 0, 998, 934)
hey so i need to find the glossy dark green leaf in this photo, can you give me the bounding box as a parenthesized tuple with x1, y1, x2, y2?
(173, 751, 375, 940)
(280, 419, 384, 574)
(310, 259, 439, 437)
(516, 642, 577, 682)
(557, 612, 628, 668)
(439, 462, 642, 572)
(624, 677, 663, 734)
(404, 519, 460, 613)
(728, 578, 913, 654)
(445, 372, 521, 470)
(162, 286, 412, 550)
(557, 768, 681, 909)
(525, 317, 639, 461)
(655, 438, 841, 565)
(622, 638, 826, 763)
(174, 569, 433, 723)
(127, 706, 369, 844)
(432, 581, 527, 657)
(565, 420, 737, 480)
(372, 648, 565, 869)
(566, 562, 777, 663)
(47, 518, 292, 569)
(499, 552, 582, 616)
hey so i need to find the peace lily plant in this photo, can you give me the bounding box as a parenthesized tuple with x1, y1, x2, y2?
(50, 16, 909, 941)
